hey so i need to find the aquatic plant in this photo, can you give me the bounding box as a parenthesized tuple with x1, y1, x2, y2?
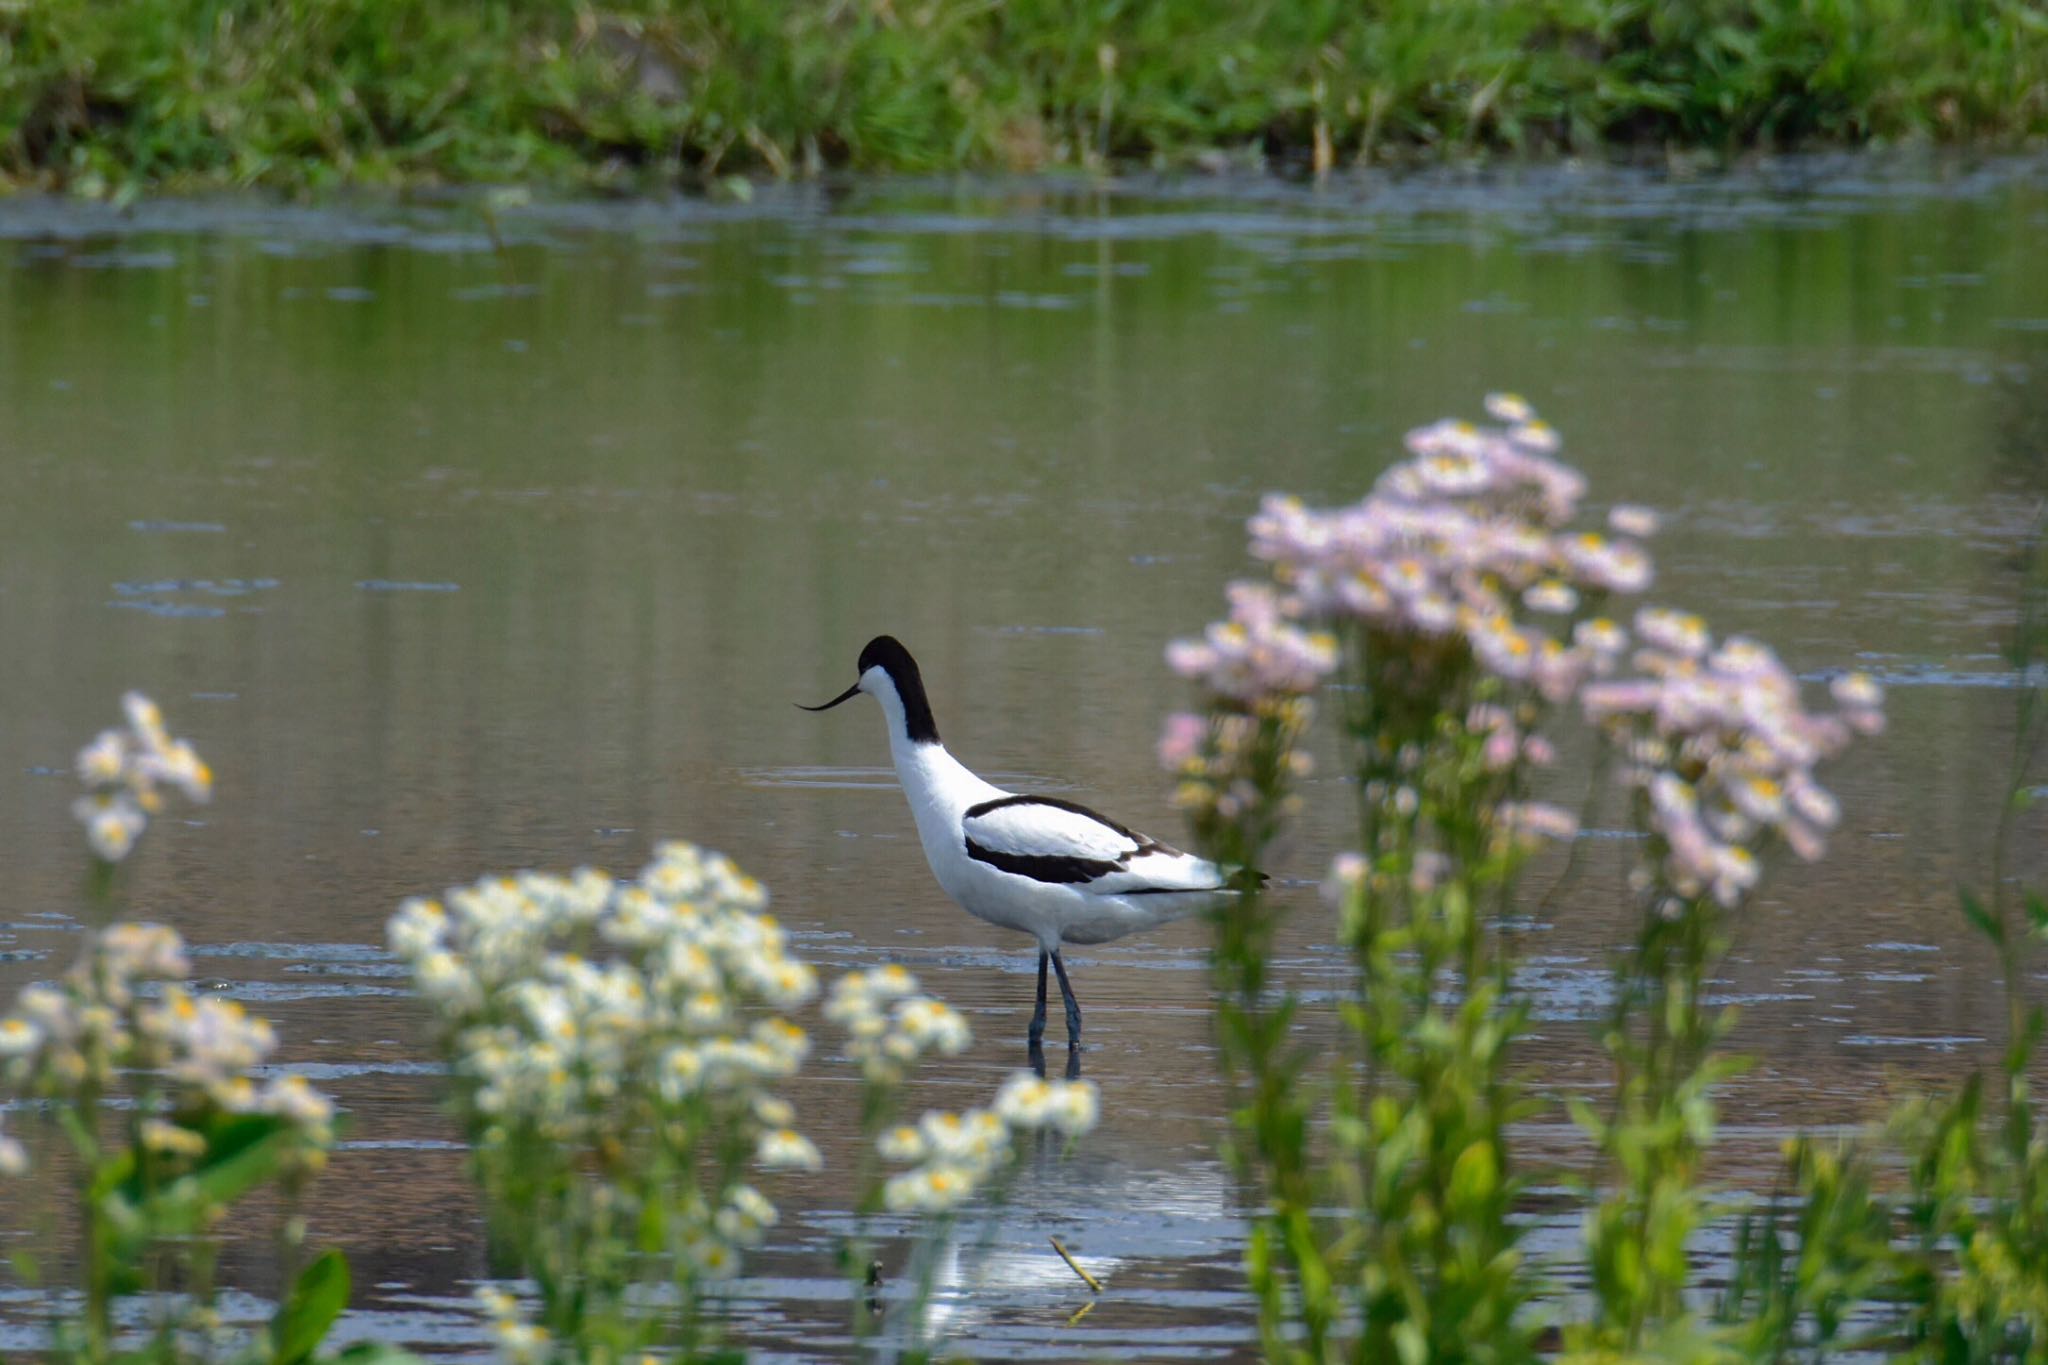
(1166, 398, 1882, 1360)
(824, 963, 973, 1087)
(2, 695, 352, 1365)
(820, 962, 1098, 1352)
(388, 845, 821, 1359)
(69, 691, 213, 865)
(389, 854, 1100, 1361)
(1719, 509, 2048, 1361)
(1567, 604, 1878, 1357)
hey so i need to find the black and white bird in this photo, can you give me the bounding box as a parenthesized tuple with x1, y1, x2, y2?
(802, 636, 1240, 1076)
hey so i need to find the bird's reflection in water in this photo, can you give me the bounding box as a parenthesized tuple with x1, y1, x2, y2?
(859, 1136, 1239, 1360)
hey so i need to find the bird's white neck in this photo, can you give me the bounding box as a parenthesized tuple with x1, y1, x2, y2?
(868, 673, 1003, 858)
(891, 739, 1002, 881)
(868, 671, 922, 754)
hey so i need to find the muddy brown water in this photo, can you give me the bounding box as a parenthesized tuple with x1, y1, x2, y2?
(3, 158, 2046, 1358)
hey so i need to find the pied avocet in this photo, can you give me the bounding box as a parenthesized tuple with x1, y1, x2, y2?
(802, 635, 1241, 1076)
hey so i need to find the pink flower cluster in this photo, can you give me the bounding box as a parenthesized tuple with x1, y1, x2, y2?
(1467, 704, 1557, 772)
(1164, 582, 1338, 704)
(1190, 397, 1658, 720)
(1165, 396, 1638, 847)
(1245, 398, 1651, 644)
(1582, 609, 1885, 906)
(1160, 704, 1315, 823)
(1165, 396, 1884, 890)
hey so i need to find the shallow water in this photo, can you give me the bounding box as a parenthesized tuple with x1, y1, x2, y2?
(3, 156, 2046, 1357)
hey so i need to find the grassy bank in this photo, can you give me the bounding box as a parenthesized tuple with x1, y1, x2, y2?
(4, 0, 2047, 192)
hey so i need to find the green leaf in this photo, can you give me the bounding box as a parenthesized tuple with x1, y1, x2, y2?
(110, 1113, 289, 1209)
(191, 1113, 292, 1187)
(1392, 1319, 1427, 1365)
(1565, 1095, 1608, 1143)
(331, 1347, 433, 1364)
(1448, 1140, 1499, 1212)
(1961, 888, 2005, 947)
(274, 1249, 350, 1365)
(103, 1116, 294, 1260)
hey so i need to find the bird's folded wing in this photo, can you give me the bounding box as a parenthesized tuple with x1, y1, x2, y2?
(1079, 848, 1229, 895)
(961, 795, 1224, 893)
(961, 795, 1140, 862)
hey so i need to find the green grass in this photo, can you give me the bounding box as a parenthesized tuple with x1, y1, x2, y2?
(3, 0, 2047, 193)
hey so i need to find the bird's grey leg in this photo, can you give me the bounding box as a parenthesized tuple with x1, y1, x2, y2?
(1028, 951, 1050, 1076)
(1050, 950, 1081, 1042)
(1028, 951, 1049, 1046)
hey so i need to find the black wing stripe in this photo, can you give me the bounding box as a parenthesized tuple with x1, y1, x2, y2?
(964, 839, 1123, 885)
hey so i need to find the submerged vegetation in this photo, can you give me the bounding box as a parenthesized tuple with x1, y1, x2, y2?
(1, 0, 2046, 192)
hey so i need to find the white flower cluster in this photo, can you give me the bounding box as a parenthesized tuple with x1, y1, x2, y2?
(0, 923, 335, 1174)
(991, 1070, 1101, 1136)
(474, 1287, 550, 1364)
(389, 841, 830, 1296)
(878, 1108, 1008, 1214)
(389, 841, 822, 1150)
(72, 692, 212, 863)
(824, 966, 973, 1083)
(874, 1071, 1099, 1214)
(756, 1124, 823, 1171)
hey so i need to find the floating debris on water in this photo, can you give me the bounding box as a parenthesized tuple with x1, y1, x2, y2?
(127, 519, 225, 534)
(1840, 1034, 1985, 1051)
(255, 1060, 449, 1080)
(451, 282, 541, 301)
(206, 980, 410, 1002)
(190, 940, 394, 962)
(1051, 1237, 1103, 1293)
(1801, 662, 2048, 689)
(114, 578, 279, 597)
(72, 249, 178, 271)
(108, 599, 228, 618)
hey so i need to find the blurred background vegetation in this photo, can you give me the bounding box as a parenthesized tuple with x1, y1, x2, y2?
(2, 0, 2046, 193)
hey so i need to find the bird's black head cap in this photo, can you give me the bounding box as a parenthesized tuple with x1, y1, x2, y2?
(857, 635, 916, 681)
(857, 636, 938, 744)
(801, 635, 940, 745)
